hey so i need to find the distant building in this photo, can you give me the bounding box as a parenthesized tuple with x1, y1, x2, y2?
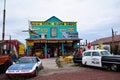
(25, 16, 82, 58)
(91, 35, 120, 55)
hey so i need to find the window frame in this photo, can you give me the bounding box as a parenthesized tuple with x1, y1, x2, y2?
(50, 28, 57, 38)
(84, 52, 91, 56)
(92, 52, 100, 56)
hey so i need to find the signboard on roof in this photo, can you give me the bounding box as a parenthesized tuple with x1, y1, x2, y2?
(31, 22, 76, 26)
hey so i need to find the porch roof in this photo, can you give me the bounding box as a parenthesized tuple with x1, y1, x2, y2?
(26, 38, 82, 41)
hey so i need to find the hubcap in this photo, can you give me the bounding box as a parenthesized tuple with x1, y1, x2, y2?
(111, 64, 117, 71)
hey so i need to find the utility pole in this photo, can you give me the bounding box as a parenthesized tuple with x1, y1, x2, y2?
(2, 0, 6, 54)
(111, 28, 114, 54)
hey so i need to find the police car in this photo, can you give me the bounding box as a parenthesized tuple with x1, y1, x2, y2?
(73, 50, 120, 71)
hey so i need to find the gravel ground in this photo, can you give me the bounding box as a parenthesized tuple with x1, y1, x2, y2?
(0, 58, 120, 80)
(28, 64, 120, 80)
(28, 58, 120, 80)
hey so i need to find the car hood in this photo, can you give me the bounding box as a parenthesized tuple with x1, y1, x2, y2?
(7, 63, 36, 70)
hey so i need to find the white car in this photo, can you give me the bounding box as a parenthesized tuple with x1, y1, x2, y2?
(73, 49, 120, 71)
(82, 50, 111, 67)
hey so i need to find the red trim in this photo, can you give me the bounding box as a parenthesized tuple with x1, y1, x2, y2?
(6, 71, 35, 77)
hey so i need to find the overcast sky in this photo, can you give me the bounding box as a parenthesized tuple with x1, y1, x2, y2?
(0, 0, 120, 44)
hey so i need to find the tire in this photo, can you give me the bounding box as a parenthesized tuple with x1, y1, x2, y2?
(34, 69, 38, 77)
(3, 60, 13, 73)
(111, 64, 118, 71)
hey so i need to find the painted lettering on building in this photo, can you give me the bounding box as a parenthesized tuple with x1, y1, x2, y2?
(31, 22, 76, 26)
(41, 29, 48, 32)
(68, 28, 74, 31)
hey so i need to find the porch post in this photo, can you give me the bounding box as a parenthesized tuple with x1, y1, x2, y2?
(61, 43, 64, 57)
(44, 43, 47, 58)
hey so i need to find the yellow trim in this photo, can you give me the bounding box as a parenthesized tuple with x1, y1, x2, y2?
(31, 22, 76, 26)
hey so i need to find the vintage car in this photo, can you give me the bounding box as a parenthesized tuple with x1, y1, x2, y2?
(73, 49, 120, 71)
(6, 56, 42, 77)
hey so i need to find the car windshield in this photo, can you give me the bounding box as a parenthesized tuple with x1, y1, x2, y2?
(101, 51, 111, 56)
(16, 57, 36, 64)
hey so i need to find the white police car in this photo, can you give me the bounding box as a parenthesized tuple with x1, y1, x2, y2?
(73, 49, 120, 71)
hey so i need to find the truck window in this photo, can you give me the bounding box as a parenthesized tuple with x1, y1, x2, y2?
(84, 52, 91, 56)
(92, 52, 100, 56)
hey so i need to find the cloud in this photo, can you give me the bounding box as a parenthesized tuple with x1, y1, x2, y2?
(0, 0, 120, 44)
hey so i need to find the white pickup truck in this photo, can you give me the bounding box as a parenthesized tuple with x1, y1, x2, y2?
(73, 50, 120, 71)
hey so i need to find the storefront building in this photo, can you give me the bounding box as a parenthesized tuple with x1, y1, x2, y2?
(26, 16, 82, 58)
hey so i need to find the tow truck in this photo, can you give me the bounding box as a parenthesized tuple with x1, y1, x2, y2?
(0, 0, 13, 73)
(0, 54, 13, 73)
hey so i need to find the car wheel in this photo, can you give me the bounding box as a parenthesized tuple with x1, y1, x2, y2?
(111, 64, 118, 71)
(34, 69, 38, 77)
(4, 60, 12, 73)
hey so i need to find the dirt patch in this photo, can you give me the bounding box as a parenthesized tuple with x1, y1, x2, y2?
(39, 62, 82, 76)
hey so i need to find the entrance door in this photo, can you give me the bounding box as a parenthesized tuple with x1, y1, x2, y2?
(33, 43, 44, 58)
(47, 43, 59, 57)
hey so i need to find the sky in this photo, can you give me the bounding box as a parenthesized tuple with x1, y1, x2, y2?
(0, 0, 120, 44)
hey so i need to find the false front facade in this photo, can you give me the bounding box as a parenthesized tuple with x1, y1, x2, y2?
(26, 16, 82, 58)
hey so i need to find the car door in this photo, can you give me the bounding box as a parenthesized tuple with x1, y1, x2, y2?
(82, 51, 92, 66)
(91, 51, 102, 67)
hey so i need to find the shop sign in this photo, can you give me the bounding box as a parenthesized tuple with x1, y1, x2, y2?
(41, 29, 48, 32)
(26, 41, 34, 46)
(60, 29, 66, 32)
(34, 40, 40, 43)
(33, 40, 47, 43)
(68, 28, 74, 31)
(47, 40, 58, 43)
(66, 40, 73, 43)
(41, 40, 47, 43)
(31, 22, 76, 26)
(19, 44, 25, 55)
(59, 40, 65, 43)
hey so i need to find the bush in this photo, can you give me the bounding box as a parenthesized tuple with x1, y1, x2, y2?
(55, 57, 63, 68)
